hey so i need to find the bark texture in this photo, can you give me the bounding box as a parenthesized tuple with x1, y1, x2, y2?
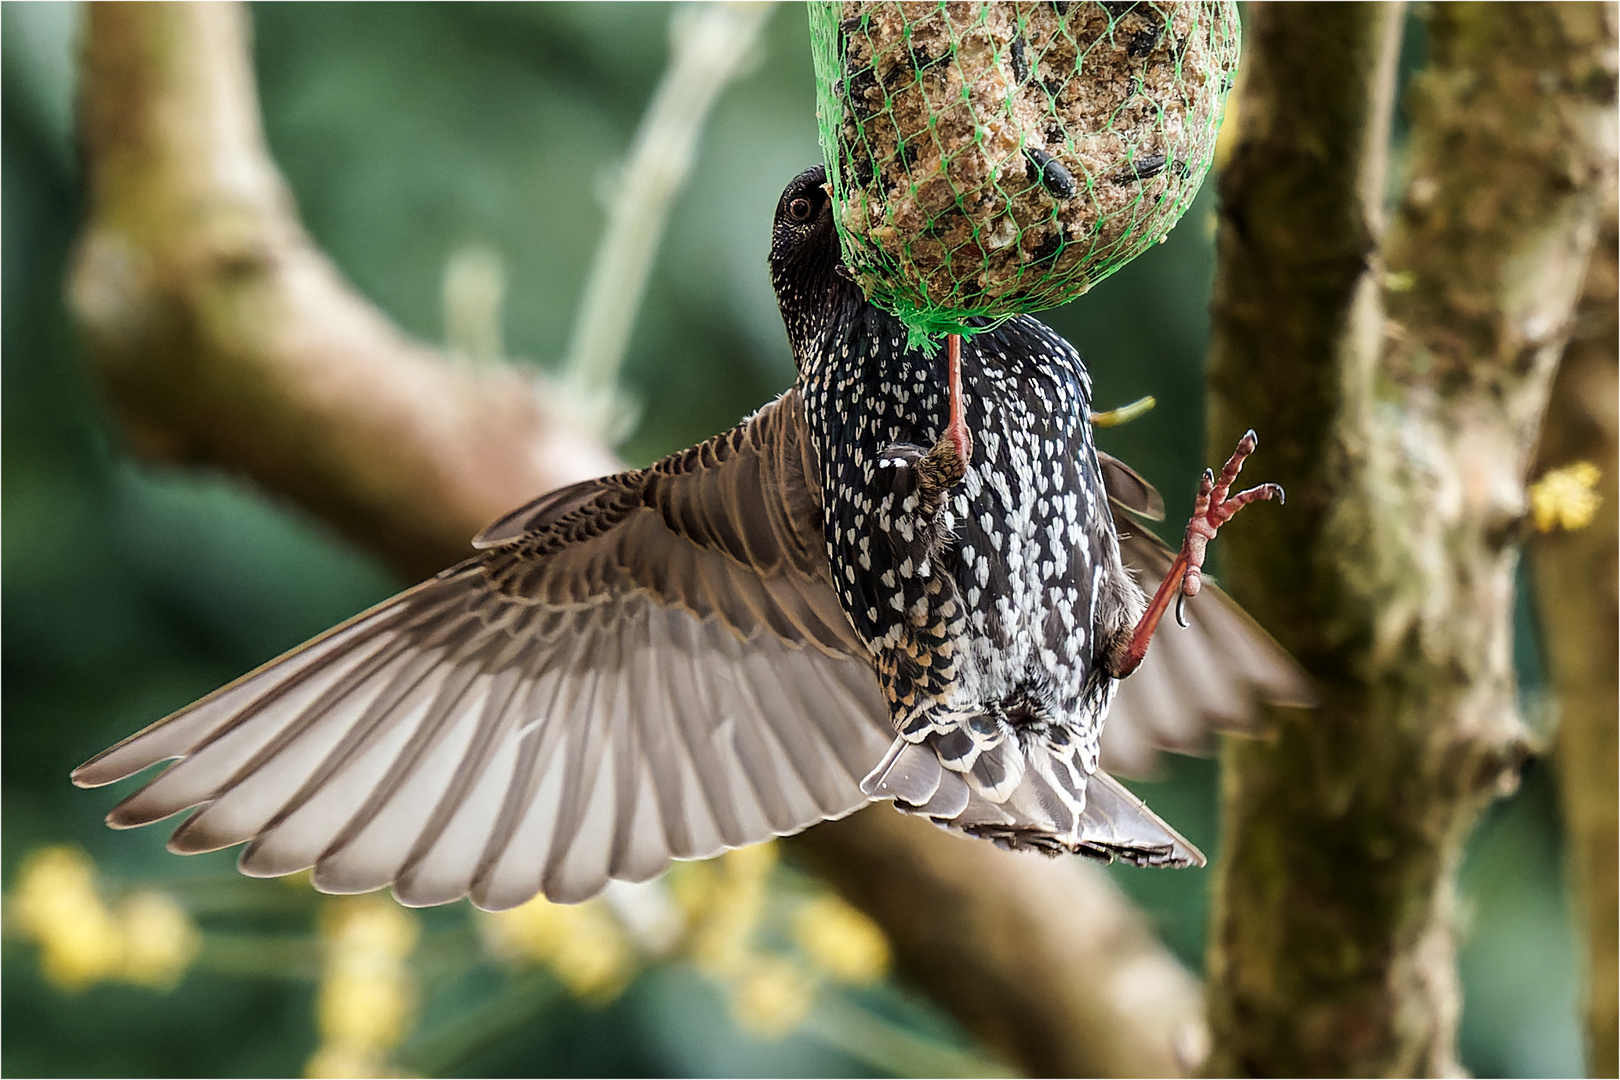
(1204, 3, 1618, 1076)
(68, 4, 1206, 1075)
(1534, 195, 1619, 1077)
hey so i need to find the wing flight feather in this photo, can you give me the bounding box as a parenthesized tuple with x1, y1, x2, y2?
(73, 391, 892, 909)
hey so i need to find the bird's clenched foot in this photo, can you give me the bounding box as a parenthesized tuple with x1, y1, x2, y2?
(879, 434, 965, 519)
(883, 331, 970, 514)
(1109, 429, 1283, 678)
(920, 431, 966, 498)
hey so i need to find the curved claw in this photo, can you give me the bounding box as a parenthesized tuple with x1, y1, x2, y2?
(1109, 428, 1283, 679)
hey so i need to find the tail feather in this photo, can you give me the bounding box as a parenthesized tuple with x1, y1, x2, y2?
(1069, 771, 1203, 867)
(860, 739, 942, 805)
(874, 731, 1204, 868)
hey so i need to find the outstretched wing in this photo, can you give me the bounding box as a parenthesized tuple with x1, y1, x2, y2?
(1096, 452, 1316, 776)
(73, 390, 892, 909)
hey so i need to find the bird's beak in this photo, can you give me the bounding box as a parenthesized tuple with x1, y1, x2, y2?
(821, 181, 834, 199)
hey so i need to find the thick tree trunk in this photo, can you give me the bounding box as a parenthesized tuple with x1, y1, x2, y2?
(1533, 195, 1619, 1077)
(67, 4, 1205, 1075)
(1204, 4, 1617, 1076)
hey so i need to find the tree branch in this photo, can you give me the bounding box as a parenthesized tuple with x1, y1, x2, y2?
(1204, 3, 1617, 1074)
(794, 810, 1207, 1078)
(68, 4, 1205, 1075)
(1533, 190, 1618, 1076)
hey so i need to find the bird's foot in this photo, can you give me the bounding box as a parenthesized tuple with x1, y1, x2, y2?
(1109, 429, 1283, 679)
(877, 333, 970, 521)
(920, 433, 966, 494)
(879, 438, 965, 515)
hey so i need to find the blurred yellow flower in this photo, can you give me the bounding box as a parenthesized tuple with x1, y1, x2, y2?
(308, 896, 420, 1079)
(793, 894, 890, 985)
(688, 844, 776, 977)
(305, 1043, 396, 1080)
(118, 890, 201, 989)
(729, 955, 814, 1038)
(1530, 461, 1603, 532)
(482, 896, 635, 1003)
(666, 859, 716, 918)
(12, 847, 123, 991)
(11, 846, 201, 994)
(319, 966, 415, 1051)
(1213, 68, 1243, 171)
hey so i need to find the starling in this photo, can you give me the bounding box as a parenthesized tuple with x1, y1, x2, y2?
(72, 166, 1308, 909)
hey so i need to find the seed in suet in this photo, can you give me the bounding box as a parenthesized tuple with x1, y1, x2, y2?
(1026, 147, 1078, 199)
(1113, 153, 1167, 183)
(1010, 37, 1031, 83)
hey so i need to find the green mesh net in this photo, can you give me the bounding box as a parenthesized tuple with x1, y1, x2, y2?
(810, 1, 1240, 345)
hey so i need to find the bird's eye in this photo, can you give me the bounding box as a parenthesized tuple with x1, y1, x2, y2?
(789, 197, 813, 222)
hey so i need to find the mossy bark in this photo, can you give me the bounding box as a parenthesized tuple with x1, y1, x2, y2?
(1204, 3, 1617, 1075)
(1533, 195, 1619, 1077)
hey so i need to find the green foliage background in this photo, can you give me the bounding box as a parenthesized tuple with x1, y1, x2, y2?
(0, 3, 1584, 1075)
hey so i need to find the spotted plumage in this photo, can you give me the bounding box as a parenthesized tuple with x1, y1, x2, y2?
(773, 166, 1176, 858)
(71, 168, 1310, 910)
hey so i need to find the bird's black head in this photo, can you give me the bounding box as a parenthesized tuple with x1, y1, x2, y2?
(770, 165, 836, 266)
(769, 165, 857, 363)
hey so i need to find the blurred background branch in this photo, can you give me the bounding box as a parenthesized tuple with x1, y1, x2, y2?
(68, 2, 619, 581)
(1205, 2, 1616, 1075)
(1533, 186, 1618, 1076)
(794, 804, 1206, 1077)
(64, 2, 1204, 1076)
(557, 1, 775, 443)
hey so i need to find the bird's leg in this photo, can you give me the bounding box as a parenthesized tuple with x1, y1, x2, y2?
(942, 332, 972, 467)
(907, 333, 972, 507)
(1108, 429, 1283, 679)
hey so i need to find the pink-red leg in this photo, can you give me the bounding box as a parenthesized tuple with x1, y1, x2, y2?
(943, 333, 972, 467)
(1111, 429, 1283, 678)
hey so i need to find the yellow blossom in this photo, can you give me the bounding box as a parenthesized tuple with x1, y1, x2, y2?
(118, 890, 201, 989)
(12, 846, 125, 991)
(1530, 461, 1603, 532)
(318, 967, 416, 1050)
(308, 896, 419, 1077)
(792, 894, 890, 985)
(305, 1043, 395, 1080)
(482, 896, 634, 1002)
(1213, 70, 1243, 171)
(666, 860, 716, 919)
(10, 847, 200, 994)
(728, 955, 814, 1038)
(688, 844, 776, 976)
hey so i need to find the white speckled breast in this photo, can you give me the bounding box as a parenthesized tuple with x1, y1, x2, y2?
(799, 309, 1141, 781)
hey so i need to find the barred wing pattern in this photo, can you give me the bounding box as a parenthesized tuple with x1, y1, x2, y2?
(72, 391, 893, 909)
